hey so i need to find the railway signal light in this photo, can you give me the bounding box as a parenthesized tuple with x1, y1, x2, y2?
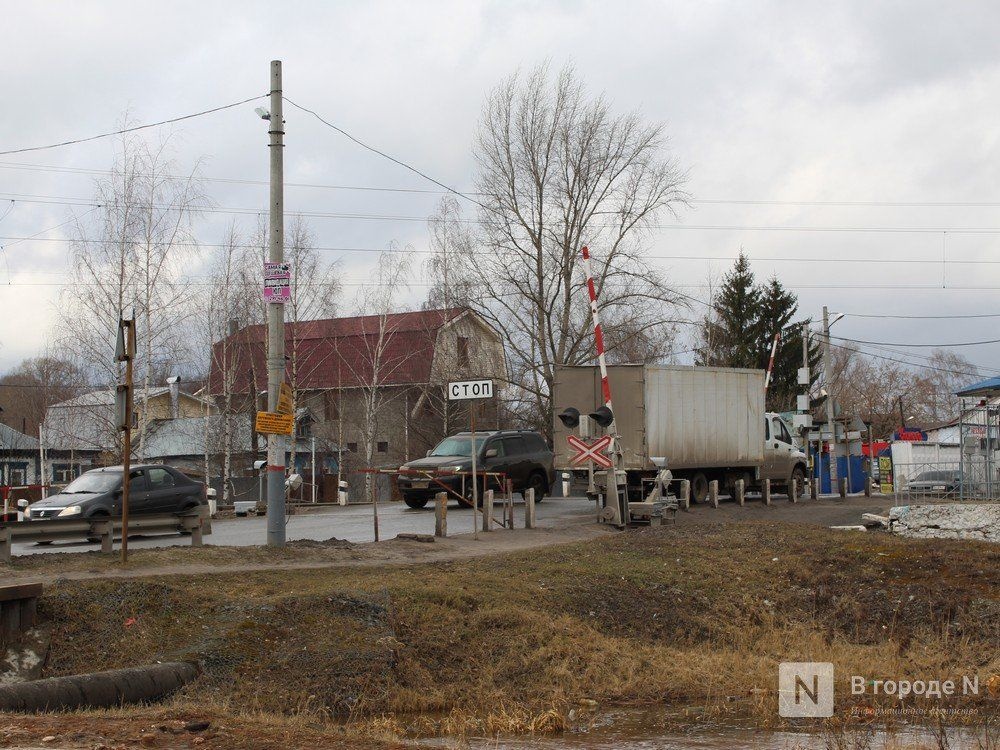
(557, 407, 581, 429)
(589, 405, 614, 428)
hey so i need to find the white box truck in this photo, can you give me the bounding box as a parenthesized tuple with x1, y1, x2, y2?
(553, 364, 808, 503)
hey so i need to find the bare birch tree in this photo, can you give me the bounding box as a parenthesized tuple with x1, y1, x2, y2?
(56, 131, 204, 460)
(344, 249, 413, 497)
(443, 63, 689, 432)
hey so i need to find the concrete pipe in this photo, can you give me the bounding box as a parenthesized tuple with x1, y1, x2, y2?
(0, 661, 199, 712)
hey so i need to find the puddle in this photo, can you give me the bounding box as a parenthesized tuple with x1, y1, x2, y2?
(417, 707, 990, 749)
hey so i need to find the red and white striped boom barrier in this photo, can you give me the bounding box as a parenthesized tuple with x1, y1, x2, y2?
(581, 245, 614, 416)
(764, 332, 781, 394)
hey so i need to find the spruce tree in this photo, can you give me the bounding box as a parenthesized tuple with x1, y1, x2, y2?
(697, 255, 820, 411)
(697, 250, 761, 368)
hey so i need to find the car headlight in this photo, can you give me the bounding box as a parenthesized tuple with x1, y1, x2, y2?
(448, 465, 467, 472)
(932, 485, 946, 491)
(56, 505, 82, 517)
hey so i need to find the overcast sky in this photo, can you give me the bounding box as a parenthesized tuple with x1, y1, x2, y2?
(2, 0, 1000, 379)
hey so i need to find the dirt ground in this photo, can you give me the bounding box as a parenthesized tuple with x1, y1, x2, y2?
(3, 500, 996, 750)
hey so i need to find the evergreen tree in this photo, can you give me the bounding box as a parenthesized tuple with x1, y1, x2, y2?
(697, 250, 761, 368)
(697, 254, 820, 411)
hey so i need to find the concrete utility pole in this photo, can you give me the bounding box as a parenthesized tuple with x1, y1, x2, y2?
(265, 60, 286, 547)
(822, 306, 838, 483)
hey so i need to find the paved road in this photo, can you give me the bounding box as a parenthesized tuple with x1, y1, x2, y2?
(10, 496, 598, 557)
(8, 493, 890, 558)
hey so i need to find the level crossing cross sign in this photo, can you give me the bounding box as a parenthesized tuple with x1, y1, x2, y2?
(567, 434, 614, 469)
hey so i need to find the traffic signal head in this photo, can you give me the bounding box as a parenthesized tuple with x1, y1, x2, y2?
(557, 407, 580, 429)
(589, 405, 614, 428)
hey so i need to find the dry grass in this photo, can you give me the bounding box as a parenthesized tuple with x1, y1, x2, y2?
(7, 522, 999, 745)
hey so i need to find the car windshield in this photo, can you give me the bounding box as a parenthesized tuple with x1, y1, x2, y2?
(913, 471, 958, 482)
(430, 436, 487, 457)
(61, 471, 121, 494)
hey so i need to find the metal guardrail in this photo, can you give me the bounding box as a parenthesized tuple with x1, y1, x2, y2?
(0, 508, 212, 562)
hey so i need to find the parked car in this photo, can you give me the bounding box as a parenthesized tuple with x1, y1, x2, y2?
(397, 430, 555, 509)
(25, 464, 206, 521)
(906, 470, 963, 496)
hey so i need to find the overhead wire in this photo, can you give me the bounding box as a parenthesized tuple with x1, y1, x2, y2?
(0, 96, 266, 157)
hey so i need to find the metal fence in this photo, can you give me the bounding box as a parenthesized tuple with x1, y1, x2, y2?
(891, 460, 998, 502)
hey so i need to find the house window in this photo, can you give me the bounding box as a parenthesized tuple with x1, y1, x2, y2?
(457, 336, 470, 367)
(347, 442, 358, 452)
(52, 464, 80, 483)
(2, 463, 28, 486)
(377, 441, 388, 453)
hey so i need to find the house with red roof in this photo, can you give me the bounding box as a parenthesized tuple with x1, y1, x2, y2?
(208, 307, 506, 475)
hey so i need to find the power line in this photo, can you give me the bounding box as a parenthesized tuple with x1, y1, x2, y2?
(7, 231, 1000, 269)
(282, 97, 489, 211)
(12, 192, 1000, 235)
(845, 311, 1000, 320)
(0, 96, 266, 157)
(833, 334, 1000, 349)
(7, 160, 1000, 209)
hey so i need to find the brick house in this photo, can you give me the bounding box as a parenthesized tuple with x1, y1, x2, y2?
(208, 307, 507, 476)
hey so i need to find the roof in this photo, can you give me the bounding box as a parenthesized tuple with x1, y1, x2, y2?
(0, 423, 39, 451)
(209, 307, 479, 394)
(49, 386, 210, 410)
(955, 376, 1000, 398)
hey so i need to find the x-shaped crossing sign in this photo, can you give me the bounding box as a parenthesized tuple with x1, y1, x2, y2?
(567, 434, 614, 469)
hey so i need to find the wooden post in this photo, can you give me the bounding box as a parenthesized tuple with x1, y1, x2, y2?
(864, 476, 873, 497)
(506, 479, 514, 529)
(790, 478, 799, 504)
(810, 477, 819, 500)
(434, 492, 447, 537)
(525, 487, 536, 529)
(482, 489, 494, 532)
(763, 478, 771, 505)
(0, 529, 10, 564)
(839, 477, 848, 498)
(736, 479, 745, 506)
(680, 479, 690, 511)
(709, 480, 719, 508)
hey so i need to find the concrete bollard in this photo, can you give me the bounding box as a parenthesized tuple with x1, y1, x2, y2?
(736, 479, 745, 506)
(790, 478, 799, 504)
(680, 480, 691, 511)
(434, 492, 447, 537)
(839, 477, 848, 498)
(525, 487, 536, 529)
(709, 480, 719, 508)
(763, 478, 771, 505)
(865, 476, 873, 497)
(810, 477, 819, 500)
(482, 489, 494, 532)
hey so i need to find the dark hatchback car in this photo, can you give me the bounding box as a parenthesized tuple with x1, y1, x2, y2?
(26, 464, 205, 520)
(397, 430, 555, 509)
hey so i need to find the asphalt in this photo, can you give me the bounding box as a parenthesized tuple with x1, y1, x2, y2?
(7, 491, 892, 559)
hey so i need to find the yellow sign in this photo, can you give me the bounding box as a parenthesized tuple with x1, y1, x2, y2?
(277, 383, 294, 415)
(256, 410, 294, 435)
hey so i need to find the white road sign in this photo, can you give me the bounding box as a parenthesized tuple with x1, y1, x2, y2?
(448, 379, 494, 400)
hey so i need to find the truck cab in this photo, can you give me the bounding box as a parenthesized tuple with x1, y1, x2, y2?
(762, 412, 808, 490)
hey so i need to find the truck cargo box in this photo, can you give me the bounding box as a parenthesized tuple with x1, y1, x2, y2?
(553, 364, 765, 471)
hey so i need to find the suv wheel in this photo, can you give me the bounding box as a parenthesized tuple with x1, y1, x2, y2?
(403, 496, 429, 509)
(523, 471, 547, 503)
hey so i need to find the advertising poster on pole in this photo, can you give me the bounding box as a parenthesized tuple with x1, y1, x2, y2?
(263, 262, 291, 304)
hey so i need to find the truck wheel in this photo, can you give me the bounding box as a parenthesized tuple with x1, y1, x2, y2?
(690, 473, 708, 504)
(403, 496, 429, 509)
